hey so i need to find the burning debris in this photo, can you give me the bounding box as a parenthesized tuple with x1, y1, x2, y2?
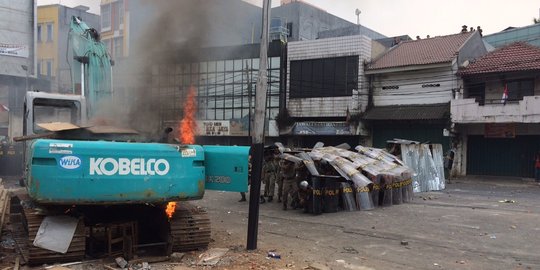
(179, 86, 197, 144)
(165, 202, 177, 219)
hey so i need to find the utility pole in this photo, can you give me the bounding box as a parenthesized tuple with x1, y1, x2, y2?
(245, 60, 252, 144)
(247, 0, 270, 250)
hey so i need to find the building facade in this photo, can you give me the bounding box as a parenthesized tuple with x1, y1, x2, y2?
(99, 0, 386, 146)
(364, 31, 488, 154)
(150, 41, 285, 146)
(452, 42, 540, 178)
(484, 23, 540, 48)
(283, 35, 374, 148)
(37, 4, 100, 93)
(0, 0, 36, 175)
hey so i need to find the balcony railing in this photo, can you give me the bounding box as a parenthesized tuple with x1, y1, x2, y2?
(450, 95, 540, 123)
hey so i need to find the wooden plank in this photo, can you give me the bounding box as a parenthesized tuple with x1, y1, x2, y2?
(37, 122, 81, 132)
(14, 257, 19, 270)
(13, 133, 55, 142)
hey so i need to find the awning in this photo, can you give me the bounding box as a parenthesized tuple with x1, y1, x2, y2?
(289, 121, 352, 135)
(363, 103, 450, 120)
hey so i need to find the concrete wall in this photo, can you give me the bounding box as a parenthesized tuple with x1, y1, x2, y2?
(0, 0, 36, 78)
(451, 96, 540, 123)
(287, 35, 371, 118)
(0, 0, 35, 139)
(318, 25, 387, 40)
(456, 31, 487, 67)
(371, 66, 455, 106)
(484, 23, 540, 48)
(272, 1, 355, 42)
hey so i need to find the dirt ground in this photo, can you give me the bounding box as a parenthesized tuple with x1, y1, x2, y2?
(1, 177, 539, 270)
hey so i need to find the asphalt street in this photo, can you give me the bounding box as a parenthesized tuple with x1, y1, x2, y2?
(195, 178, 540, 270)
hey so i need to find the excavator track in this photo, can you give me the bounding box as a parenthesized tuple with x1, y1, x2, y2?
(169, 203, 211, 252)
(22, 206, 86, 265)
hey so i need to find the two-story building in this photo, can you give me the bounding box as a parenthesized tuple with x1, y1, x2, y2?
(364, 31, 488, 153)
(283, 35, 386, 148)
(452, 42, 540, 178)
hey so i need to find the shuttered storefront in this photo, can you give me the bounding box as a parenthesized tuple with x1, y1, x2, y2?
(372, 123, 450, 152)
(467, 135, 540, 177)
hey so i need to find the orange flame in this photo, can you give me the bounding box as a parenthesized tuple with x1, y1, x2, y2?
(179, 86, 197, 144)
(165, 202, 177, 219)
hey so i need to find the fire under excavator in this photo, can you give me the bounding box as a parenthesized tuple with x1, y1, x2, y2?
(10, 16, 249, 265)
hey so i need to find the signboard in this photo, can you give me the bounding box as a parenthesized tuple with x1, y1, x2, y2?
(0, 43, 29, 58)
(292, 122, 352, 135)
(198, 119, 278, 137)
(484, 123, 515, 138)
(197, 120, 230, 136)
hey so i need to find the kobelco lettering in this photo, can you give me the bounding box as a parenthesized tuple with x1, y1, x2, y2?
(90, 158, 170, 176)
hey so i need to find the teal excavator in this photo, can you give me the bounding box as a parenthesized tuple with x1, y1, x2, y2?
(13, 16, 249, 265)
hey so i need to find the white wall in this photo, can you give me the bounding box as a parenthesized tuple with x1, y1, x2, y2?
(287, 35, 371, 118)
(451, 96, 540, 123)
(371, 66, 455, 106)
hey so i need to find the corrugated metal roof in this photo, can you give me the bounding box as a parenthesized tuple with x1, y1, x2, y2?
(458, 42, 540, 75)
(368, 32, 474, 70)
(363, 103, 450, 120)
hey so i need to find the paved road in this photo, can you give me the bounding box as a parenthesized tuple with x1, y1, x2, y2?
(195, 178, 540, 270)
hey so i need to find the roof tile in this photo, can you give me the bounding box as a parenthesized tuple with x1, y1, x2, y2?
(368, 32, 474, 70)
(459, 42, 540, 75)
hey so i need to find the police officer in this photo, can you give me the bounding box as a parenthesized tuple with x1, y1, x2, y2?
(262, 151, 278, 202)
(275, 153, 284, 203)
(294, 163, 310, 209)
(280, 158, 297, 210)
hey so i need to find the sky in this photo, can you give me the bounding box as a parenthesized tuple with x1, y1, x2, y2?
(36, 0, 540, 38)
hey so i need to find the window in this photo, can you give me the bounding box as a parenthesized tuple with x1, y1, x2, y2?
(421, 83, 441, 88)
(112, 1, 124, 30)
(46, 60, 52, 77)
(289, 56, 358, 98)
(103, 39, 112, 54)
(37, 24, 42, 42)
(466, 82, 485, 105)
(507, 79, 534, 101)
(286, 22, 293, 37)
(118, 0, 124, 26)
(37, 61, 41, 76)
(46, 23, 53, 42)
(101, 4, 111, 30)
(33, 99, 80, 134)
(114, 37, 123, 58)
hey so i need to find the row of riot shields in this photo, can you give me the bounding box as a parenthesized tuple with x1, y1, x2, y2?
(274, 142, 416, 215)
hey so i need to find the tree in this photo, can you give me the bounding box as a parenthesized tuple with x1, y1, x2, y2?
(534, 17, 540, 24)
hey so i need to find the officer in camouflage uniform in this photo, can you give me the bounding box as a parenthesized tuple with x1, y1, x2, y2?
(276, 155, 284, 203)
(280, 158, 297, 210)
(262, 151, 278, 202)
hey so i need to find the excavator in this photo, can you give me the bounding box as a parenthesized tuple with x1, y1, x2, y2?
(11, 16, 249, 265)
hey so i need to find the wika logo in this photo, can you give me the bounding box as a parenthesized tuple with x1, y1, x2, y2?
(59, 156, 82, 169)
